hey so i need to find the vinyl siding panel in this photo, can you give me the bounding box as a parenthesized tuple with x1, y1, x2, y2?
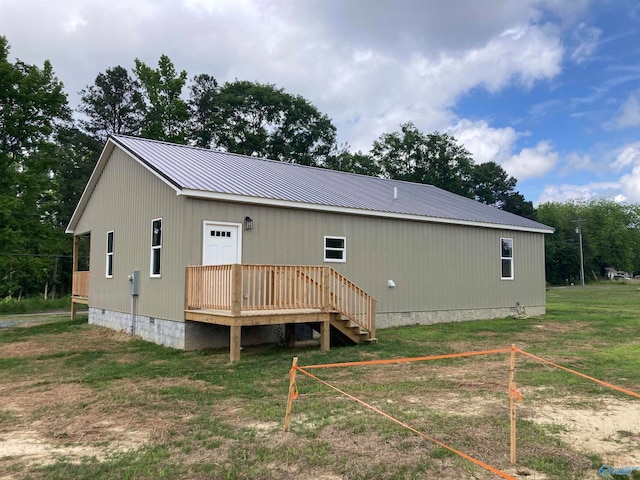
(183, 198, 546, 314)
(74, 148, 187, 321)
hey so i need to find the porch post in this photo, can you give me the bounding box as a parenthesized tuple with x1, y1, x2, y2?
(71, 236, 79, 320)
(72, 235, 79, 273)
(231, 264, 242, 316)
(321, 267, 331, 311)
(230, 324, 241, 363)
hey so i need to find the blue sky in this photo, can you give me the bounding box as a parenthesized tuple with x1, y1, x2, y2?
(1, 0, 639, 205)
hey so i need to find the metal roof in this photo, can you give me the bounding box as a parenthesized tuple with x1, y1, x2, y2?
(67, 135, 554, 234)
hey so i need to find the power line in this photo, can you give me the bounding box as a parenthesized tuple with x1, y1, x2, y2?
(571, 219, 586, 287)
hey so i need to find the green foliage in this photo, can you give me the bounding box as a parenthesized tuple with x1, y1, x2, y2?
(208, 80, 337, 166)
(471, 161, 516, 205)
(134, 54, 189, 143)
(0, 36, 70, 299)
(324, 149, 381, 176)
(79, 65, 143, 141)
(537, 199, 640, 284)
(188, 73, 219, 148)
(0, 295, 73, 315)
(372, 123, 475, 197)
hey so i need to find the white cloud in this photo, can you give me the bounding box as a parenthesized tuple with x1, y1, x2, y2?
(612, 142, 640, 170)
(537, 181, 621, 204)
(537, 141, 640, 204)
(502, 141, 559, 180)
(447, 119, 519, 164)
(611, 142, 640, 202)
(563, 152, 594, 172)
(570, 23, 601, 64)
(611, 90, 640, 129)
(619, 165, 640, 202)
(0, 0, 568, 154)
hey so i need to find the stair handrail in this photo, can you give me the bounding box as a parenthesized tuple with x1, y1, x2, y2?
(328, 268, 376, 340)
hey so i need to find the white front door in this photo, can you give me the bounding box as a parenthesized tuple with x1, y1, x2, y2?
(202, 222, 242, 265)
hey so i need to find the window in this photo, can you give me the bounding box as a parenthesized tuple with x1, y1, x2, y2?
(150, 218, 162, 277)
(324, 236, 346, 263)
(106, 230, 114, 278)
(501, 238, 513, 280)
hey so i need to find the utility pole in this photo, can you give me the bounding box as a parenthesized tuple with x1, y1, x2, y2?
(572, 219, 586, 287)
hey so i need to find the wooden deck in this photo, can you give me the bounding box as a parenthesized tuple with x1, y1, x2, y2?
(68, 257, 377, 362)
(71, 270, 89, 320)
(185, 264, 377, 362)
(185, 307, 334, 362)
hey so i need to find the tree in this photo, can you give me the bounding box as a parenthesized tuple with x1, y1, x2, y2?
(324, 149, 381, 176)
(371, 123, 474, 197)
(134, 55, 189, 143)
(52, 127, 102, 227)
(211, 80, 337, 166)
(537, 199, 640, 284)
(500, 192, 536, 219)
(0, 36, 70, 297)
(471, 161, 516, 206)
(78, 66, 143, 141)
(536, 201, 582, 285)
(189, 73, 220, 148)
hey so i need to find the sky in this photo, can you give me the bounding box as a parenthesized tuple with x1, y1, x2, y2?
(1, 0, 640, 206)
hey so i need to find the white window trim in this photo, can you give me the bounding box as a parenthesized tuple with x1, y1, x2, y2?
(150, 218, 162, 278)
(106, 230, 114, 278)
(501, 237, 514, 280)
(324, 235, 346, 263)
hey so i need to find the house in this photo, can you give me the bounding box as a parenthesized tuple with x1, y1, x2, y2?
(67, 135, 553, 361)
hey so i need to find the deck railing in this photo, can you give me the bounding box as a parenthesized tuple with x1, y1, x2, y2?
(185, 264, 376, 336)
(72, 271, 90, 298)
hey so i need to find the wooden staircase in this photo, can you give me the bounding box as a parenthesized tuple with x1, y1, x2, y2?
(328, 312, 377, 345)
(185, 264, 377, 353)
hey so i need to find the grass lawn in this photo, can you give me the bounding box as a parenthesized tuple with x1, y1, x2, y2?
(0, 284, 639, 479)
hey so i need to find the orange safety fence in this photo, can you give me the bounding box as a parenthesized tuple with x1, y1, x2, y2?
(299, 347, 512, 369)
(285, 345, 640, 479)
(295, 365, 517, 480)
(515, 348, 640, 400)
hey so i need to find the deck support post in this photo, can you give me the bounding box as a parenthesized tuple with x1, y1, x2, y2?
(285, 323, 296, 348)
(320, 319, 330, 351)
(230, 325, 241, 363)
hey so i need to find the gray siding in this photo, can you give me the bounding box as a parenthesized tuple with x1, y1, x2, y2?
(76, 147, 546, 324)
(75, 148, 187, 321)
(183, 198, 546, 315)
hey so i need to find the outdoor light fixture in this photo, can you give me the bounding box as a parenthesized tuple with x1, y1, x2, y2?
(244, 216, 253, 231)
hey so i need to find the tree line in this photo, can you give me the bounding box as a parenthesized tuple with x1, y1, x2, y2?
(1, 35, 638, 298)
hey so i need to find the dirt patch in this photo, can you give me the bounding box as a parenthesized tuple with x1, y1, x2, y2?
(0, 327, 132, 359)
(0, 430, 109, 465)
(524, 395, 640, 466)
(531, 322, 592, 334)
